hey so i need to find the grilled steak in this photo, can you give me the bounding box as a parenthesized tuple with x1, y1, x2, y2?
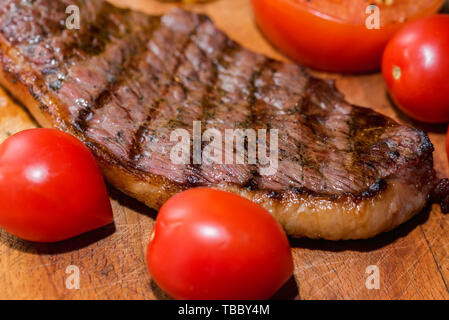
(0, 0, 446, 239)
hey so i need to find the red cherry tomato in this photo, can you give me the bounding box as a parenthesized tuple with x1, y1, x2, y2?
(0, 128, 113, 242)
(382, 15, 449, 123)
(146, 188, 293, 300)
(251, 0, 443, 73)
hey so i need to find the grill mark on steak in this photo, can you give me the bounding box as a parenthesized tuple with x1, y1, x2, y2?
(83, 40, 174, 158)
(348, 107, 393, 187)
(171, 20, 247, 186)
(0, 1, 117, 94)
(237, 59, 273, 190)
(129, 100, 161, 164)
(89, 14, 193, 163)
(161, 15, 220, 186)
(7, 3, 162, 146)
(295, 80, 346, 192)
(49, 1, 116, 65)
(0, 0, 69, 47)
(78, 10, 205, 161)
(181, 24, 233, 186)
(192, 45, 268, 186)
(129, 12, 210, 182)
(51, 3, 152, 95)
(74, 16, 162, 133)
(249, 61, 312, 190)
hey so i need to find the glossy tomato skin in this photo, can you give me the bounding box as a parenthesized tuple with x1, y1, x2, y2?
(147, 188, 293, 300)
(382, 15, 449, 123)
(251, 0, 443, 73)
(0, 128, 113, 242)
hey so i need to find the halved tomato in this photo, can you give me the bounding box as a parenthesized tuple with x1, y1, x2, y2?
(251, 0, 444, 73)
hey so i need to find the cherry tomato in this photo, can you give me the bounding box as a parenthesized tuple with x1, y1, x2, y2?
(0, 128, 113, 242)
(251, 0, 443, 73)
(146, 188, 293, 300)
(382, 14, 449, 123)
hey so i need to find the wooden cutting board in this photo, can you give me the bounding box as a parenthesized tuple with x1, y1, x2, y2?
(1, 0, 449, 300)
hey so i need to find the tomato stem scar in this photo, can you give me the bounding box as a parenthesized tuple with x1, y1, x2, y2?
(393, 66, 402, 80)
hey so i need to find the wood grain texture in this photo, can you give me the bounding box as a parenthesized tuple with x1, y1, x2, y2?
(1, 0, 449, 300)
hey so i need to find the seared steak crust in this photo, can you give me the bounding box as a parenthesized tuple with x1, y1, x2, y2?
(0, 0, 442, 239)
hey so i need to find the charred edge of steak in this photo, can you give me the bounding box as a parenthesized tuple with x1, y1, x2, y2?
(432, 179, 449, 213)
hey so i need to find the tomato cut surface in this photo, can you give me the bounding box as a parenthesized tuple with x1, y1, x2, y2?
(251, 0, 444, 72)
